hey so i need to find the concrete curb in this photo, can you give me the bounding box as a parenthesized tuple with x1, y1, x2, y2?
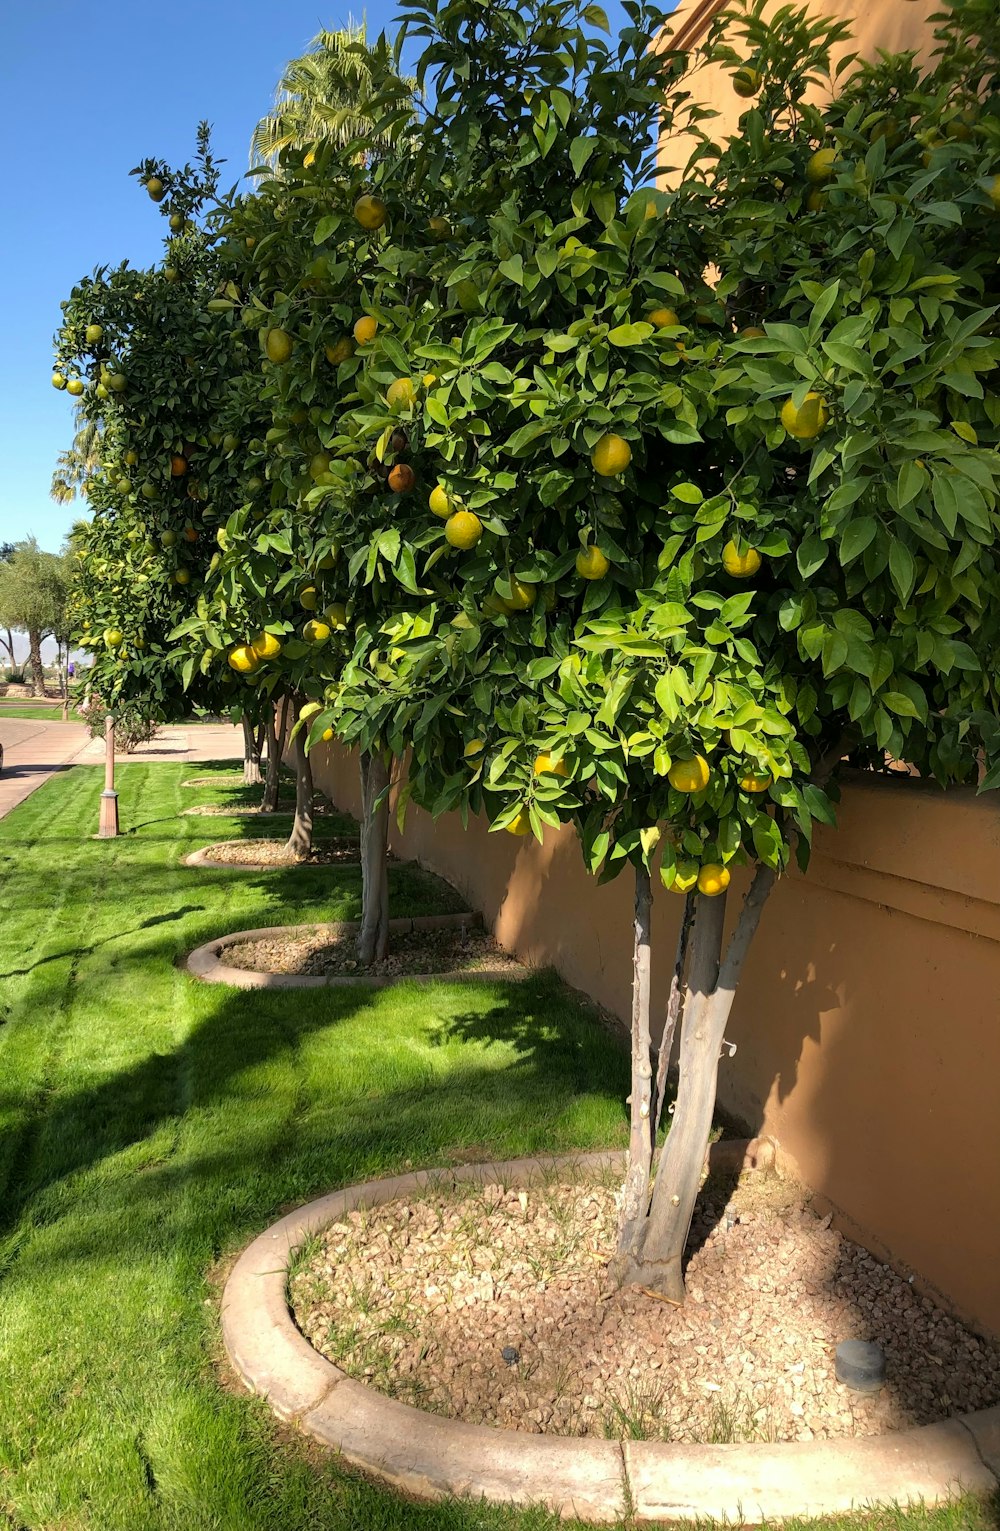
(220, 1151, 1000, 1525)
(185, 913, 531, 989)
(183, 843, 361, 872)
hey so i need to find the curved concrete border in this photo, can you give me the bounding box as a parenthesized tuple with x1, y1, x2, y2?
(183, 842, 361, 872)
(181, 804, 300, 818)
(221, 1149, 1000, 1525)
(186, 913, 529, 989)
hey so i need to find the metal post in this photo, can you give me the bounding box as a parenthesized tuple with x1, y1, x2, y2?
(97, 712, 119, 838)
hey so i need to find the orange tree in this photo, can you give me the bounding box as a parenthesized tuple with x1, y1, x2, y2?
(285, 0, 1000, 1301)
(54, 131, 285, 786)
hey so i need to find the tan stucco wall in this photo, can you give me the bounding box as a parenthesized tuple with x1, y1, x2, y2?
(660, 0, 940, 172)
(309, 741, 1000, 1337)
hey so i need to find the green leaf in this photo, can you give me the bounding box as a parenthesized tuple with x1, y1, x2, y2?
(607, 322, 653, 347)
(888, 540, 916, 602)
(881, 691, 920, 720)
(796, 534, 827, 579)
(838, 517, 878, 565)
(671, 482, 703, 505)
(570, 137, 596, 177)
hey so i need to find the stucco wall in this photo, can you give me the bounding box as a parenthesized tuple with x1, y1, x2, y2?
(309, 741, 1000, 1337)
(660, 0, 940, 174)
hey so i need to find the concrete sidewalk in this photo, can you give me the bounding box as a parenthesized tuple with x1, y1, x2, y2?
(0, 718, 91, 819)
(0, 720, 244, 820)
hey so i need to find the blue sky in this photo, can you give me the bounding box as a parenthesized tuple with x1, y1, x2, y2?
(2, 0, 651, 557)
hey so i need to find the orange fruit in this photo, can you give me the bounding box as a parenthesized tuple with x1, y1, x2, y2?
(353, 315, 378, 345)
(668, 756, 710, 793)
(807, 148, 837, 185)
(429, 484, 453, 519)
(303, 619, 331, 642)
(386, 377, 416, 409)
(354, 194, 387, 230)
(388, 463, 416, 493)
(649, 307, 680, 329)
(227, 644, 259, 674)
(325, 337, 355, 365)
(739, 771, 772, 793)
(733, 66, 761, 97)
(591, 432, 632, 476)
(264, 328, 293, 363)
(251, 632, 283, 660)
(170, 454, 188, 477)
(781, 392, 829, 440)
(697, 863, 731, 896)
(670, 861, 700, 893)
(722, 541, 762, 577)
(506, 807, 531, 836)
(445, 511, 483, 550)
(576, 545, 610, 580)
(533, 753, 568, 778)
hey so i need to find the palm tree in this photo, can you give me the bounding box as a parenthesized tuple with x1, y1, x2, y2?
(51, 413, 102, 504)
(250, 23, 413, 169)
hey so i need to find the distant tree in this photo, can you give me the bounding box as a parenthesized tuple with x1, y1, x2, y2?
(0, 539, 68, 696)
(51, 414, 102, 504)
(250, 24, 412, 168)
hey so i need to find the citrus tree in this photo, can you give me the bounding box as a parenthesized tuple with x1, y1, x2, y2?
(293, 0, 1000, 1300)
(53, 131, 282, 789)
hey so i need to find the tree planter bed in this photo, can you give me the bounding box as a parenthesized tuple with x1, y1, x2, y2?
(187, 914, 529, 989)
(221, 1152, 1000, 1525)
(181, 802, 331, 818)
(184, 839, 362, 871)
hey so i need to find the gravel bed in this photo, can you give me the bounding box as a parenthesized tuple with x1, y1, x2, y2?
(225, 925, 521, 978)
(182, 774, 254, 789)
(181, 800, 312, 817)
(289, 1170, 1000, 1444)
(194, 837, 361, 867)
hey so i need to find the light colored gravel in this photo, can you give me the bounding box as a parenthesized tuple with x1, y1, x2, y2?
(182, 801, 304, 817)
(289, 1170, 1000, 1445)
(193, 837, 361, 867)
(225, 924, 522, 978)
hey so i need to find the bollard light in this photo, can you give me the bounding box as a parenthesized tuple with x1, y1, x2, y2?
(97, 713, 119, 838)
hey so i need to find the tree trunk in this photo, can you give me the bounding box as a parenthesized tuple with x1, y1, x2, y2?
(242, 714, 263, 786)
(284, 727, 314, 859)
(29, 630, 45, 697)
(616, 864, 654, 1256)
(617, 867, 775, 1300)
(262, 695, 290, 813)
(357, 748, 391, 965)
(651, 893, 695, 1145)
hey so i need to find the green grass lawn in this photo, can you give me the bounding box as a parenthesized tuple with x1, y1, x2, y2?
(0, 764, 996, 1531)
(0, 704, 79, 721)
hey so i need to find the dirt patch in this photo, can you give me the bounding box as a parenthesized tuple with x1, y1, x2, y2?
(289, 1170, 1000, 1444)
(224, 924, 522, 979)
(181, 801, 316, 817)
(192, 838, 362, 868)
(182, 774, 261, 789)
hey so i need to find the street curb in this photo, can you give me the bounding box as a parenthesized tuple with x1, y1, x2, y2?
(220, 1151, 1000, 1525)
(185, 913, 531, 989)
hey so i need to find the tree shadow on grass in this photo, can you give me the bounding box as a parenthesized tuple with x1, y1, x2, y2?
(0, 906, 207, 981)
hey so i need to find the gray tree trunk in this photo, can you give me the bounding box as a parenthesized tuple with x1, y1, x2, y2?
(616, 864, 654, 1256)
(242, 714, 263, 787)
(652, 894, 695, 1145)
(262, 695, 290, 813)
(357, 749, 390, 965)
(617, 868, 775, 1300)
(285, 727, 314, 859)
(29, 630, 45, 697)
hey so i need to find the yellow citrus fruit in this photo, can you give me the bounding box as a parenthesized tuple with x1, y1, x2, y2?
(989, 175, 1000, 211)
(739, 771, 772, 793)
(160, 530, 177, 548)
(173, 568, 190, 586)
(506, 807, 531, 836)
(321, 728, 334, 742)
(299, 586, 318, 610)
(733, 66, 762, 97)
(423, 372, 437, 388)
(429, 484, 453, 519)
(806, 148, 837, 185)
(303, 619, 331, 642)
(124, 449, 139, 466)
(146, 177, 166, 201)
(265, 328, 293, 363)
(51, 373, 67, 390)
(428, 215, 452, 240)
(170, 454, 188, 477)
(354, 194, 387, 231)
(781, 391, 830, 440)
(325, 337, 354, 365)
(533, 753, 568, 778)
(324, 603, 347, 630)
(108, 373, 127, 392)
(649, 307, 680, 328)
(445, 510, 483, 550)
(105, 628, 124, 649)
(671, 861, 700, 893)
(668, 755, 710, 794)
(698, 863, 731, 897)
(310, 453, 331, 483)
(85, 323, 103, 344)
(741, 327, 766, 338)
(805, 188, 827, 213)
(591, 432, 632, 476)
(576, 545, 610, 580)
(722, 541, 762, 578)
(386, 377, 416, 409)
(464, 738, 485, 759)
(353, 315, 378, 345)
(251, 631, 283, 660)
(505, 579, 536, 610)
(228, 644, 259, 674)
(316, 549, 338, 569)
(66, 378, 84, 396)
